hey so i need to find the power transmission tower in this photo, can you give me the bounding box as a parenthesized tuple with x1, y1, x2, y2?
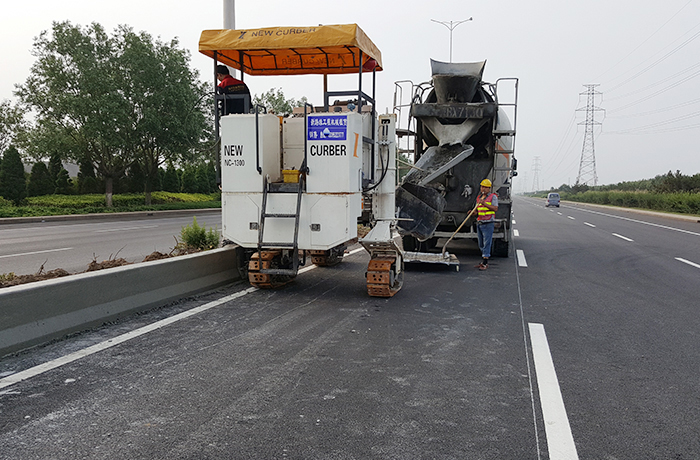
(576, 84, 604, 186)
(531, 157, 541, 192)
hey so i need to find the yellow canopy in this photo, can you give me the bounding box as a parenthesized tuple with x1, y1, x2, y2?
(199, 24, 383, 76)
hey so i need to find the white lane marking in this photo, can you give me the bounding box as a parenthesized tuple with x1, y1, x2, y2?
(94, 225, 159, 233)
(0, 286, 258, 390)
(512, 220, 517, 224)
(516, 249, 528, 267)
(566, 207, 700, 237)
(676, 257, 700, 269)
(584, 222, 596, 228)
(0, 246, 369, 390)
(567, 216, 575, 220)
(0, 247, 73, 259)
(529, 323, 579, 460)
(557, 212, 563, 215)
(612, 233, 634, 242)
(513, 229, 520, 237)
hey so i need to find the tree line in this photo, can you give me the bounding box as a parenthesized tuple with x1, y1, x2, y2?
(0, 21, 214, 207)
(0, 144, 218, 206)
(548, 170, 700, 195)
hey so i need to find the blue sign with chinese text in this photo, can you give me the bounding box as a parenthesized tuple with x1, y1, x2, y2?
(308, 115, 347, 141)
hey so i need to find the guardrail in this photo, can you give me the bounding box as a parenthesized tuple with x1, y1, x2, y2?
(0, 246, 241, 357)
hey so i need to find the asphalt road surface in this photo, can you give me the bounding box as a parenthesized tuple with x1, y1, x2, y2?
(0, 210, 222, 276)
(1, 197, 699, 459)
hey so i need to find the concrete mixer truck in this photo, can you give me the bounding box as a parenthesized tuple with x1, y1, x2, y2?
(394, 60, 518, 258)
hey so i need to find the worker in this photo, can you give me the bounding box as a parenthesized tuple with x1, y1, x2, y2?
(475, 178, 498, 270)
(216, 64, 250, 115)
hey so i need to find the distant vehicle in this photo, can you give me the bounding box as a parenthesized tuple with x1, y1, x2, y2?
(546, 192, 560, 207)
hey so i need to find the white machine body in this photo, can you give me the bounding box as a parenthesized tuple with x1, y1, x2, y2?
(220, 111, 386, 251)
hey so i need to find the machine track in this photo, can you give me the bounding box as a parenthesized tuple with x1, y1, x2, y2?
(248, 250, 296, 289)
(309, 244, 346, 267)
(366, 254, 403, 297)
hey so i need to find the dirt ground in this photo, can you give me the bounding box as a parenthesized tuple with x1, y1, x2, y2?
(0, 249, 198, 289)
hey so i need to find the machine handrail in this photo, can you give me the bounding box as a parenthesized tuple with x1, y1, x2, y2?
(254, 104, 267, 175)
(302, 102, 314, 175)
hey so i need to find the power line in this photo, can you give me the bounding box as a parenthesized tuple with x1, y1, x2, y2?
(605, 27, 700, 93)
(595, 0, 695, 83)
(606, 97, 700, 118)
(607, 67, 700, 113)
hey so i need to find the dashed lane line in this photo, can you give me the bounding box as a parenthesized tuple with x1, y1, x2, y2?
(675, 257, 700, 269)
(516, 249, 528, 267)
(94, 225, 159, 233)
(612, 233, 634, 242)
(513, 229, 520, 237)
(565, 207, 700, 237)
(0, 247, 73, 259)
(584, 222, 596, 228)
(529, 323, 579, 460)
(567, 216, 575, 220)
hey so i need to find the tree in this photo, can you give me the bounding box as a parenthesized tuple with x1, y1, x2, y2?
(162, 163, 180, 192)
(27, 162, 54, 196)
(0, 146, 27, 205)
(55, 168, 72, 194)
(16, 22, 133, 207)
(77, 157, 99, 194)
(16, 21, 211, 207)
(195, 163, 211, 193)
(253, 87, 307, 115)
(180, 165, 197, 193)
(114, 27, 210, 204)
(206, 161, 217, 193)
(0, 100, 27, 155)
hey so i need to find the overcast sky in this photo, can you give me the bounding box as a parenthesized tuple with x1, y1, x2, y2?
(2, 0, 699, 191)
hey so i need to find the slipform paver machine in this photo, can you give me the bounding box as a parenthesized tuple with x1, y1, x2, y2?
(199, 24, 404, 297)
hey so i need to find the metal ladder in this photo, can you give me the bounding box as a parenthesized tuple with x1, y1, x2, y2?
(490, 78, 519, 187)
(256, 175, 305, 276)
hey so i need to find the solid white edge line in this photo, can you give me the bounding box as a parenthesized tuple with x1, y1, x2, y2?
(516, 249, 528, 267)
(513, 229, 520, 237)
(612, 233, 634, 242)
(528, 323, 579, 460)
(584, 222, 596, 228)
(0, 247, 73, 259)
(0, 246, 371, 390)
(0, 286, 258, 390)
(675, 257, 700, 269)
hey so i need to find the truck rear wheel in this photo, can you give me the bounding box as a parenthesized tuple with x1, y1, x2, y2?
(491, 239, 509, 258)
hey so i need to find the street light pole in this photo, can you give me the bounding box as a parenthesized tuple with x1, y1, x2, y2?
(431, 18, 473, 63)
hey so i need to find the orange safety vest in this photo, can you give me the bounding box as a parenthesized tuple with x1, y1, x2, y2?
(477, 193, 497, 221)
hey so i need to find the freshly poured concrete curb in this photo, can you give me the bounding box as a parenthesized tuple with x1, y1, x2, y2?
(0, 246, 240, 357)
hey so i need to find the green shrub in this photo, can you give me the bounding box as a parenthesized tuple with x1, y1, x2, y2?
(179, 216, 220, 250)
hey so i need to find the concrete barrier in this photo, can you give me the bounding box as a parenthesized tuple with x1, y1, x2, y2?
(0, 246, 240, 357)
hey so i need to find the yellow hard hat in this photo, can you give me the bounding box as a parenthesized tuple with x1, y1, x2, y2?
(480, 179, 492, 187)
